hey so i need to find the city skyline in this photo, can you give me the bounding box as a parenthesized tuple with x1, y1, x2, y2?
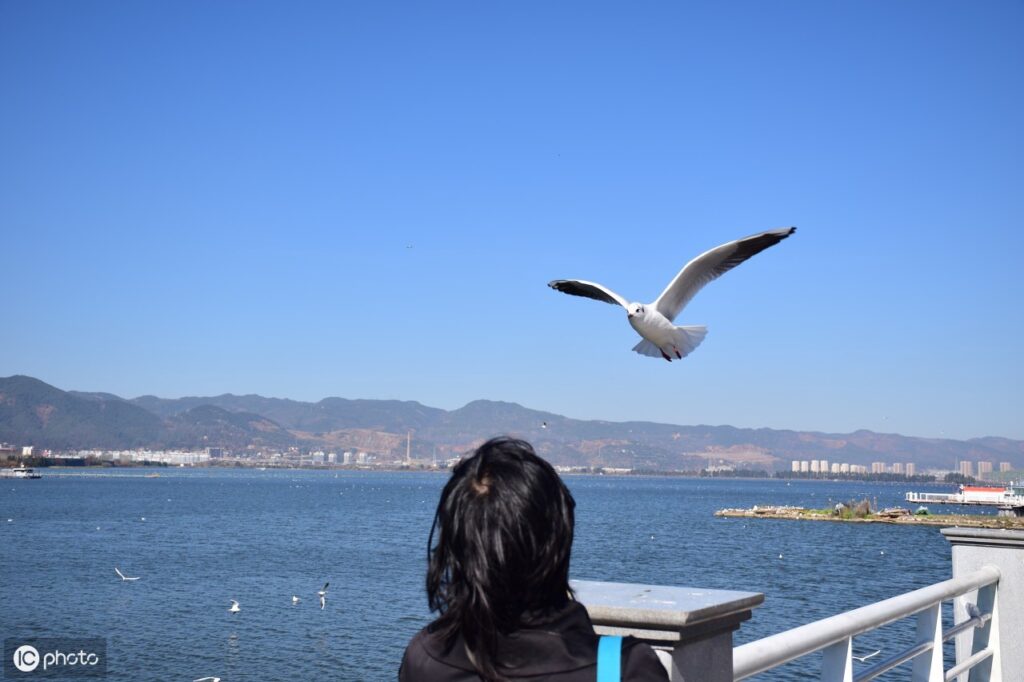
(2, 2, 1022, 441)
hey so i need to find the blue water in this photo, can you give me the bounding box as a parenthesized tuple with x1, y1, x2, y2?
(0, 470, 964, 680)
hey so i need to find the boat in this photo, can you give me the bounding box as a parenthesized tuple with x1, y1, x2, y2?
(3, 466, 42, 479)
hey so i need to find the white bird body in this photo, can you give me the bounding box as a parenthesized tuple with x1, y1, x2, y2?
(549, 227, 795, 361)
(228, 600, 240, 613)
(114, 567, 140, 582)
(318, 582, 329, 610)
(292, 595, 300, 604)
(852, 650, 881, 662)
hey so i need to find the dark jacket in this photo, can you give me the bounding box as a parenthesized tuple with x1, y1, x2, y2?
(399, 601, 668, 681)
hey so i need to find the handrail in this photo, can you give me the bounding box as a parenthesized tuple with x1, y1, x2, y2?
(732, 565, 1000, 680)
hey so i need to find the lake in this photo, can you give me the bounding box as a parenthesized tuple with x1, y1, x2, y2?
(0, 469, 965, 680)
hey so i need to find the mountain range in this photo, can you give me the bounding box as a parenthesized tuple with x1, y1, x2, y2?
(1, 374, 1022, 471)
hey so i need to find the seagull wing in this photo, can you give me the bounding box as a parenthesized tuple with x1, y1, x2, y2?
(115, 567, 125, 580)
(322, 582, 329, 592)
(548, 280, 629, 309)
(653, 227, 796, 321)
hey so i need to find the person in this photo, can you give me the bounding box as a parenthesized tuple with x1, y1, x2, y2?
(399, 436, 668, 681)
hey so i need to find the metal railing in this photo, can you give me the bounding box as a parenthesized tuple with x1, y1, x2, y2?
(732, 565, 1001, 682)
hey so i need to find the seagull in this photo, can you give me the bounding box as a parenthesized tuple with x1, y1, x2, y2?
(193, 678, 221, 682)
(852, 650, 881, 662)
(229, 599, 240, 613)
(292, 595, 301, 604)
(548, 227, 796, 361)
(318, 582, 329, 610)
(114, 567, 140, 582)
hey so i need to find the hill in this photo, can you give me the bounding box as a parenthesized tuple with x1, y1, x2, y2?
(1, 375, 1021, 471)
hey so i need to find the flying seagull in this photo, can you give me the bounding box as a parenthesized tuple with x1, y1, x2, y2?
(228, 599, 240, 613)
(852, 650, 881, 663)
(318, 582, 329, 610)
(548, 227, 796, 361)
(114, 567, 140, 582)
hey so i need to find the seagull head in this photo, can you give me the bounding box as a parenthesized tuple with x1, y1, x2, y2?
(627, 303, 645, 319)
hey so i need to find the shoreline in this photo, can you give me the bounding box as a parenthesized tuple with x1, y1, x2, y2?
(715, 506, 1024, 529)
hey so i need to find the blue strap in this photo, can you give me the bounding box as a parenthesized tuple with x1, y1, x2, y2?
(597, 635, 623, 682)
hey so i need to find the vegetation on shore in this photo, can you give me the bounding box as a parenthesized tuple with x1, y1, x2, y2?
(715, 500, 1024, 529)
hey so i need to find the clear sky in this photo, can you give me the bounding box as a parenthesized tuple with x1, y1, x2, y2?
(2, 1, 1022, 441)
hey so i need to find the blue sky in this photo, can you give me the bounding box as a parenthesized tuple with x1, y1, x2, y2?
(2, 1, 1021, 440)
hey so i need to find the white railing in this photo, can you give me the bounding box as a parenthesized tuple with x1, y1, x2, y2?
(576, 528, 1020, 682)
(732, 565, 1001, 682)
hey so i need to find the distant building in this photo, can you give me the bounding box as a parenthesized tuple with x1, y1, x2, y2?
(357, 452, 368, 464)
(343, 451, 353, 465)
(906, 463, 916, 477)
(22, 446, 34, 456)
(871, 462, 886, 474)
(831, 463, 841, 474)
(791, 461, 800, 473)
(810, 460, 820, 473)
(959, 461, 974, 478)
(206, 447, 223, 458)
(977, 461, 993, 477)
(818, 459, 828, 473)
(892, 462, 904, 474)
(840, 463, 850, 473)
(327, 452, 337, 464)
(799, 460, 810, 473)
(1000, 462, 1013, 473)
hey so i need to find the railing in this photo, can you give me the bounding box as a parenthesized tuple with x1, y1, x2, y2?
(732, 565, 1000, 681)
(574, 527, 1023, 682)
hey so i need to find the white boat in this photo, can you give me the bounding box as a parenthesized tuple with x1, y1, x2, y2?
(3, 466, 41, 479)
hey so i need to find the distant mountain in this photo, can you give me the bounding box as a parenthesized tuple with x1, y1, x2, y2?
(0, 376, 163, 449)
(164, 405, 295, 449)
(1, 375, 1021, 471)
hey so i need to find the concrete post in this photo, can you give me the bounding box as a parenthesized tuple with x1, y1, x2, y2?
(571, 580, 764, 682)
(942, 528, 1024, 682)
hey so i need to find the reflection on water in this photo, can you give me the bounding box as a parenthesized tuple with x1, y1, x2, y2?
(0, 469, 961, 680)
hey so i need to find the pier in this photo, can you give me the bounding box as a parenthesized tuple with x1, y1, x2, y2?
(906, 484, 1024, 518)
(575, 527, 1023, 681)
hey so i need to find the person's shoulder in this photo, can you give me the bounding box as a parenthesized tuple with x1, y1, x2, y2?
(622, 637, 670, 681)
(399, 628, 436, 681)
(400, 627, 477, 682)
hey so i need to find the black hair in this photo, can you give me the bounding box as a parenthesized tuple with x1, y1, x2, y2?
(426, 436, 576, 680)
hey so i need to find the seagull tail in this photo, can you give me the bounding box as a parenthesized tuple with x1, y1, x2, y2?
(632, 326, 707, 360)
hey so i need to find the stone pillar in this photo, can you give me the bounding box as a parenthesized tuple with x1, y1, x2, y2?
(942, 528, 1024, 682)
(571, 580, 764, 682)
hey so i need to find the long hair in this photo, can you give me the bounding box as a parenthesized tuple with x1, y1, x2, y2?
(426, 436, 576, 680)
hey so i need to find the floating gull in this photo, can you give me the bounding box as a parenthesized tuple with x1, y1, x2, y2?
(548, 227, 796, 361)
(318, 582, 329, 610)
(852, 650, 881, 662)
(114, 567, 140, 582)
(193, 677, 221, 682)
(292, 595, 301, 604)
(229, 599, 240, 613)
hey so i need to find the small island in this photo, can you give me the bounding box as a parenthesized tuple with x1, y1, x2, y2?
(715, 501, 1024, 530)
